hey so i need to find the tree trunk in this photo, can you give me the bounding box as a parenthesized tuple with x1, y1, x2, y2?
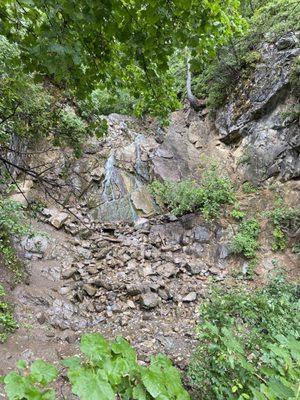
(186, 57, 201, 111)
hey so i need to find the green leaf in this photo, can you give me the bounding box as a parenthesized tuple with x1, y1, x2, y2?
(111, 336, 136, 361)
(267, 378, 295, 398)
(16, 360, 27, 370)
(80, 333, 110, 363)
(132, 384, 148, 400)
(68, 368, 114, 400)
(62, 356, 82, 369)
(29, 359, 58, 386)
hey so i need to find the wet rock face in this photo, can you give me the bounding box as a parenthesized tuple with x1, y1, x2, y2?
(216, 33, 300, 184)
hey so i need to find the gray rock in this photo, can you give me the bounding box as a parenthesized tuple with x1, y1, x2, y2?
(157, 262, 177, 278)
(182, 292, 197, 302)
(126, 283, 146, 295)
(141, 292, 160, 309)
(49, 211, 69, 229)
(187, 261, 208, 275)
(193, 226, 212, 243)
(276, 33, 298, 50)
(62, 267, 77, 279)
(21, 235, 48, 255)
(215, 37, 300, 184)
(82, 284, 97, 297)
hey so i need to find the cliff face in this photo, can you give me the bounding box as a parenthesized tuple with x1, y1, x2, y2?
(216, 32, 300, 185)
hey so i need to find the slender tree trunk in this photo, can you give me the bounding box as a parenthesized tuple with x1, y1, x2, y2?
(186, 57, 201, 111)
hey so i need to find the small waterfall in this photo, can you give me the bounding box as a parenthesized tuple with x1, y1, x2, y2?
(102, 153, 122, 202)
(134, 134, 149, 181)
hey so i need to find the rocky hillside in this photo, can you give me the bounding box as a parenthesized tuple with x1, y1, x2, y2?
(0, 31, 299, 397)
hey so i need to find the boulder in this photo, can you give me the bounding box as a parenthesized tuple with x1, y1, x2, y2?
(49, 211, 69, 229)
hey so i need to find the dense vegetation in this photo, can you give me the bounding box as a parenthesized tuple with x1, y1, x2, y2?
(188, 276, 300, 399)
(0, 284, 17, 343)
(150, 166, 235, 219)
(1, 333, 190, 400)
(0, 0, 246, 119)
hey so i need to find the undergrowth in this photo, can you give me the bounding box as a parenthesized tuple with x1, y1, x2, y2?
(231, 218, 261, 260)
(188, 275, 300, 399)
(0, 284, 17, 343)
(0, 333, 190, 400)
(0, 190, 30, 281)
(150, 166, 235, 219)
(265, 200, 299, 251)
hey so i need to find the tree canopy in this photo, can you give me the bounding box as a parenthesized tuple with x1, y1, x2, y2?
(0, 0, 245, 116)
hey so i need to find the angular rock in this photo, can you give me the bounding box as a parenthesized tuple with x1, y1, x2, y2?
(157, 262, 177, 278)
(182, 292, 197, 302)
(49, 211, 69, 229)
(193, 226, 212, 243)
(62, 267, 77, 279)
(82, 284, 97, 297)
(141, 292, 160, 309)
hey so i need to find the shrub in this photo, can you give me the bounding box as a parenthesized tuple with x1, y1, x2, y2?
(231, 203, 246, 220)
(150, 166, 235, 219)
(188, 276, 300, 400)
(53, 106, 86, 157)
(242, 181, 258, 194)
(265, 201, 299, 251)
(1, 333, 190, 400)
(0, 191, 30, 281)
(0, 284, 17, 343)
(231, 218, 260, 259)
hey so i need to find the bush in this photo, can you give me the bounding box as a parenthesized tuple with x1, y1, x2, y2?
(231, 218, 260, 259)
(150, 166, 235, 219)
(53, 106, 86, 157)
(82, 87, 136, 116)
(188, 276, 300, 399)
(265, 201, 299, 251)
(0, 35, 89, 154)
(0, 191, 30, 281)
(0, 284, 17, 343)
(1, 333, 190, 400)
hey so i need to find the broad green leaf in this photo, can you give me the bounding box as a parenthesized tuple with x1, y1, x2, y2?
(80, 333, 110, 363)
(30, 360, 58, 386)
(68, 368, 114, 400)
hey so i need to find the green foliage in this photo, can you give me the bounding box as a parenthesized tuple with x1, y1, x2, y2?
(52, 106, 86, 157)
(0, 191, 30, 280)
(188, 276, 300, 399)
(3, 359, 58, 399)
(80, 87, 136, 117)
(242, 181, 258, 194)
(0, 284, 17, 343)
(265, 201, 299, 251)
(231, 203, 246, 220)
(150, 166, 235, 219)
(2, 333, 190, 400)
(231, 218, 260, 259)
(190, 0, 300, 112)
(0, 0, 245, 119)
(0, 35, 91, 154)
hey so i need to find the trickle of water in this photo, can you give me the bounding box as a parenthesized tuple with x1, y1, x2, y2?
(134, 134, 149, 181)
(102, 153, 118, 202)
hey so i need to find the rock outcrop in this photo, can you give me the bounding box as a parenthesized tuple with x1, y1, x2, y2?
(216, 32, 300, 184)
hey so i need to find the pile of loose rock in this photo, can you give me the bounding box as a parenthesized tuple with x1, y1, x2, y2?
(34, 207, 237, 366)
